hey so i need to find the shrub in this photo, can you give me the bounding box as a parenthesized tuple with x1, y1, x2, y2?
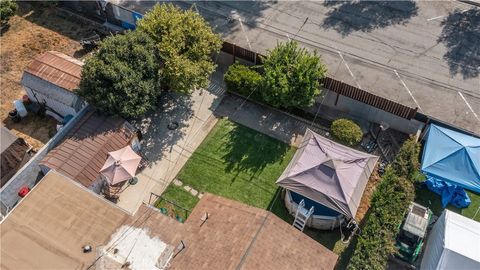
(0, 0, 17, 27)
(224, 63, 263, 100)
(261, 40, 327, 108)
(331, 119, 363, 146)
(391, 137, 421, 180)
(348, 167, 415, 270)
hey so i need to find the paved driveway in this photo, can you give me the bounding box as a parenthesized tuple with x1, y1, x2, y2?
(115, 0, 480, 135)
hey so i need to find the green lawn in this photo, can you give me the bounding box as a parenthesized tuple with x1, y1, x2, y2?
(176, 118, 296, 209)
(155, 184, 199, 222)
(415, 185, 480, 222)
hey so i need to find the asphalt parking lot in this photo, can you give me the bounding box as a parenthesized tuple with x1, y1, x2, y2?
(116, 0, 480, 135)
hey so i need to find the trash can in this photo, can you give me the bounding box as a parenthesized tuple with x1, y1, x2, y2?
(8, 109, 21, 123)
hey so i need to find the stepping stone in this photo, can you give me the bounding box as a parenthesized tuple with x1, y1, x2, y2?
(173, 179, 183, 186)
(183, 185, 192, 192)
(198, 193, 204, 199)
(190, 189, 198, 196)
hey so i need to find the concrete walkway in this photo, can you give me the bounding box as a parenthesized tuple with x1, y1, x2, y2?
(214, 94, 330, 147)
(116, 76, 226, 214)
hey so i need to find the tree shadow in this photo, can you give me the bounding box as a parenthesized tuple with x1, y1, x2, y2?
(221, 122, 290, 180)
(130, 92, 194, 165)
(322, 0, 418, 36)
(16, 2, 95, 42)
(437, 8, 480, 79)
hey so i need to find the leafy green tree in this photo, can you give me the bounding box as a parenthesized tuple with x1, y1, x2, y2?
(261, 40, 327, 108)
(0, 0, 17, 27)
(78, 31, 160, 118)
(137, 3, 222, 94)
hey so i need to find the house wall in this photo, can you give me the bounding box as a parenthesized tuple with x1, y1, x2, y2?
(0, 106, 91, 216)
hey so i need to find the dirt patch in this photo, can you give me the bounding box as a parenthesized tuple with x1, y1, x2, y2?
(355, 164, 381, 222)
(0, 3, 93, 150)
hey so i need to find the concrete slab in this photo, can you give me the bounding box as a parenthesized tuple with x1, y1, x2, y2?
(173, 179, 183, 186)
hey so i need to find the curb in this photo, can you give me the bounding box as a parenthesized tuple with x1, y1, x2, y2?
(458, 0, 480, 7)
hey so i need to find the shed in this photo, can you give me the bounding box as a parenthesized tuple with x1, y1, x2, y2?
(21, 51, 85, 117)
(420, 210, 480, 270)
(1, 127, 29, 187)
(276, 129, 378, 220)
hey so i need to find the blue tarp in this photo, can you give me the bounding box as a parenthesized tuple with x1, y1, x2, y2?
(421, 124, 480, 193)
(425, 176, 471, 208)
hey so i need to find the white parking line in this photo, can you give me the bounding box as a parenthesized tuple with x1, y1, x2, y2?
(427, 15, 444, 21)
(337, 51, 362, 89)
(394, 70, 423, 112)
(237, 18, 252, 50)
(458, 92, 480, 122)
(427, 8, 471, 21)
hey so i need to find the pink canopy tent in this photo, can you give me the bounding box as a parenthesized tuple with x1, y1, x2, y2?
(276, 129, 378, 219)
(100, 145, 141, 185)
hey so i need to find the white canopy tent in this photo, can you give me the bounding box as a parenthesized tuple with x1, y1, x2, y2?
(421, 210, 480, 270)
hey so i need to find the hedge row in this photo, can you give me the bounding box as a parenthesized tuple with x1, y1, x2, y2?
(347, 138, 420, 270)
(223, 63, 263, 101)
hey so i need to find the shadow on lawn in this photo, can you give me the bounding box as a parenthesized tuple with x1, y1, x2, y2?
(437, 8, 480, 79)
(322, 0, 418, 36)
(222, 124, 290, 182)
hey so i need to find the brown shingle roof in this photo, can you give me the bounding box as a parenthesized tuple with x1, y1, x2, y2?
(40, 110, 135, 187)
(24, 51, 83, 91)
(170, 194, 338, 270)
(1, 172, 338, 270)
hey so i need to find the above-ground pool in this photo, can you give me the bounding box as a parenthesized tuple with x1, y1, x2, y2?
(284, 189, 345, 230)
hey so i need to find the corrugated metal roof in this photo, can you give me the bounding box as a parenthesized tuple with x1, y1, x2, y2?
(40, 110, 135, 187)
(24, 51, 83, 91)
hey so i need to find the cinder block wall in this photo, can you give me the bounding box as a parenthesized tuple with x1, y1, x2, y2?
(0, 106, 91, 216)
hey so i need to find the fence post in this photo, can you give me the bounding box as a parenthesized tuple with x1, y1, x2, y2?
(233, 43, 236, 63)
(254, 52, 257, 65)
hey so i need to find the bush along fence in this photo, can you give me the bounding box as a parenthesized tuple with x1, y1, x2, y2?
(347, 137, 421, 270)
(221, 41, 419, 121)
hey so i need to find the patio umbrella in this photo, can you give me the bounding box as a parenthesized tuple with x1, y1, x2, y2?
(100, 145, 141, 185)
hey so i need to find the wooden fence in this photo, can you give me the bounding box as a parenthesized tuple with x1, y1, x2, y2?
(221, 41, 418, 120)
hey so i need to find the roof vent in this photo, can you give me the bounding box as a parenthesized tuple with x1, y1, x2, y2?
(200, 212, 209, 227)
(82, 245, 92, 253)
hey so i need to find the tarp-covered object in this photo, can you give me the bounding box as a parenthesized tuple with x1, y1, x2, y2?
(421, 124, 480, 193)
(425, 177, 471, 208)
(420, 210, 480, 270)
(276, 129, 378, 219)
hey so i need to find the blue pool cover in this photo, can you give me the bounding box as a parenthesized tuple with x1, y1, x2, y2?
(290, 191, 341, 217)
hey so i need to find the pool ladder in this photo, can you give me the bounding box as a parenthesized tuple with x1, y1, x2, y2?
(293, 199, 314, 232)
